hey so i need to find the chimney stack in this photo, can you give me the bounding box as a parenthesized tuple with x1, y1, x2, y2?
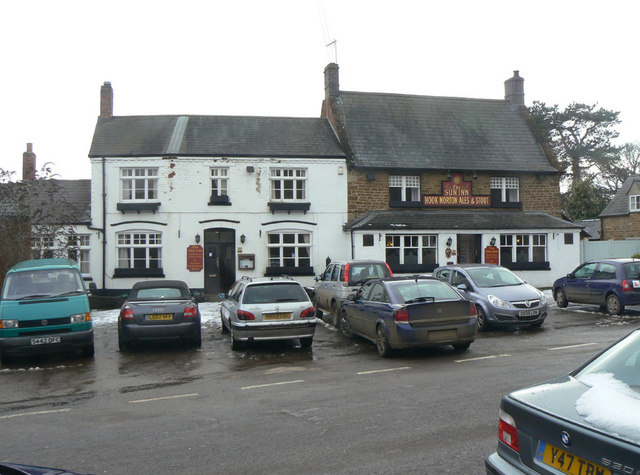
(324, 63, 340, 102)
(22, 143, 36, 180)
(504, 70, 525, 106)
(100, 81, 113, 118)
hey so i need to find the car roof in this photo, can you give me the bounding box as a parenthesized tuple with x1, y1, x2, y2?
(327, 260, 388, 265)
(240, 276, 302, 285)
(8, 258, 80, 273)
(131, 280, 190, 290)
(586, 258, 640, 264)
(435, 264, 501, 270)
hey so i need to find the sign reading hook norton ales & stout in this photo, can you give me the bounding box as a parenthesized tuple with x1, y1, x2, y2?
(422, 173, 491, 208)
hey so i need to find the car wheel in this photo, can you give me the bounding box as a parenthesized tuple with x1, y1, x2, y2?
(476, 306, 489, 332)
(330, 301, 340, 327)
(299, 337, 313, 349)
(230, 329, 244, 351)
(338, 310, 352, 338)
(606, 294, 624, 316)
(452, 341, 471, 351)
(375, 325, 392, 358)
(554, 289, 568, 308)
(82, 343, 95, 357)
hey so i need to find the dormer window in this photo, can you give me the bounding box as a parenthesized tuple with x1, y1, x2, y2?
(490, 177, 520, 208)
(389, 175, 421, 207)
(630, 195, 640, 212)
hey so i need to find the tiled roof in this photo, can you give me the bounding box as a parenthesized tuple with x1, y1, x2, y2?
(343, 209, 581, 231)
(89, 115, 345, 159)
(336, 91, 558, 173)
(599, 175, 640, 217)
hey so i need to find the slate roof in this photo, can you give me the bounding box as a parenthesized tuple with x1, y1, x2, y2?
(575, 219, 602, 240)
(599, 175, 640, 217)
(89, 115, 345, 159)
(335, 91, 558, 173)
(343, 209, 581, 231)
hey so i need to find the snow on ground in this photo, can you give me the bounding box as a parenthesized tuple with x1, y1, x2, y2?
(576, 372, 640, 444)
(91, 302, 222, 328)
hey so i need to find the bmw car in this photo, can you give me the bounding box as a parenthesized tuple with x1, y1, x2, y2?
(118, 280, 201, 350)
(486, 327, 640, 474)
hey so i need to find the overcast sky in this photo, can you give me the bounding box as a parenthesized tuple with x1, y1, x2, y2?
(1, 0, 637, 180)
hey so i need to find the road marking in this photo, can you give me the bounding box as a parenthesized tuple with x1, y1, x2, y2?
(548, 342, 598, 351)
(455, 354, 511, 363)
(0, 408, 71, 419)
(129, 393, 199, 404)
(357, 366, 412, 375)
(241, 380, 304, 390)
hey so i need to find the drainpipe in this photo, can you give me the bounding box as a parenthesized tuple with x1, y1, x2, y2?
(350, 229, 355, 259)
(101, 157, 106, 290)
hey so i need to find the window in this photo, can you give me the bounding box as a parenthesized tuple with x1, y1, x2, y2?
(267, 232, 311, 268)
(385, 234, 437, 267)
(362, 234, 374, 247)
(490, 177, 519, 204)
(31, 234, 90, 273)
(121, 168, 158, 201)
(389, 175, 420, 202)
(68, 234, 91, 274)
(270, 169, 307, 201)
(564, 233, 574, 245)
(500, 233, 547, 264)
(211, 168, 229, 197)
(630, 195, 640, 212)
(117, 232, 162, 269)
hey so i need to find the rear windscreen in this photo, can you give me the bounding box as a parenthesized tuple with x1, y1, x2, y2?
(391, 280, 461, 302)
(243, 283, 308, 304)
(623, 263, 640, 280)
(132, 287, 188, 300)
(348, 263, 390, 285)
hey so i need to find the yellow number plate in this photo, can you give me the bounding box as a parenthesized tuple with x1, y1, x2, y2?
(264, 313, 292, 320)
(537, 441, 611, 475)
(148, 314, 173, 321)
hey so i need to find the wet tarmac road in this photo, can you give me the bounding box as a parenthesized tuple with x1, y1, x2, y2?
(2, 298, 640, 474)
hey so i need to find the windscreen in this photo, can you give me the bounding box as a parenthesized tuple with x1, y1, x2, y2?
(466, 267, 523, 288)
(243, 283, 308, 304)
(2, 269, 84, 300)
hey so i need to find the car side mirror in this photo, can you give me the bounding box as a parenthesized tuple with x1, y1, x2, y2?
(315, 275, 321, 281)
(457, 283, 468, 291)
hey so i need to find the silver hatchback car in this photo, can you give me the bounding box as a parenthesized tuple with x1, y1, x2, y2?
(219, 276, 317, 350)
(433, 264, 547, 331)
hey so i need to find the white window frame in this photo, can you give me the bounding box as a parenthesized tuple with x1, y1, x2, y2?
(211, 167, 229, 197)
(491, 177, 519, 202)
(389, 175, 420, 202)
(267, 231, 311, 268)
(630, 194, 640, 212)
(500, 233, 547, 262)
(120, 168, 159, 201)
(31, 233, 90, 273)
(385, 234, 437, 265)
(270, 168, 307, 201)
(117, 231, 162, 269)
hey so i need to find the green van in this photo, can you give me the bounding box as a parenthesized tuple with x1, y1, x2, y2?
(0, 258, 94, 362)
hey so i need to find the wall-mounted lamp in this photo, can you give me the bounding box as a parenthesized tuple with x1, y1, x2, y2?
(338, 166, 344, 175)
(473, 170, 478, 179)
(195, 233, 201, 244)
(326, 256, 332, 267)
(489, 236, 496, 246)
(246, 166, 255, 173)
(446, 237, 453, 247)
(240, 234, 246, 244)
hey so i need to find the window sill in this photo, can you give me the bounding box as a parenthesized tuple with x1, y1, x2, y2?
(208, 195, 231, 206)
(113, 268, 165, 278)
(268, 202, 311, 214)
(491, 201, 522, 209)
(265, 266, 315, 276)
(389, 201, 423, 208)
(501, 261, 550, 271)
(117, 202, 161, 213)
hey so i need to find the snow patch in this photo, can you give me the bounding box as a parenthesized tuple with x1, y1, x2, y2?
(91, 302, 222, 327)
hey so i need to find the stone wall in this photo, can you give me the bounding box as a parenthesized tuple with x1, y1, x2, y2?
(347, 170, 562, 219)
(602, 214, 640, 240)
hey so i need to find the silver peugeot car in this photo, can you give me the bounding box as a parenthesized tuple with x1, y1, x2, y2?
(433, 264, 547, 331)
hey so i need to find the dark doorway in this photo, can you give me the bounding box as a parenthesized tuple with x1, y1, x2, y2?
(456, 234, 482, 264)
(204, 228, 236, 295)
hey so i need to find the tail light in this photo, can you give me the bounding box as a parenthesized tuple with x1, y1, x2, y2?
(498, 409, 519, 452)
(470, 302, 477, 318)
(184, 305, 198, 318)
(622, 280, 633, 292)
(237, 309, 255, 320)
(394, 307, 409, 323)
(120, 307, 134, 320)
(385, 262, 393, 277)
(343, 263, 351, 287)
(300, 307, 315, 318)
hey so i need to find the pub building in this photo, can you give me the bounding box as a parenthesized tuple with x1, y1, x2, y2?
(321, 64, 581, 288)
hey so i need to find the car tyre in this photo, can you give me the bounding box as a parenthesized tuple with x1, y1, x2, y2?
(554, 289, 568, 308)
(338, 310, 352, 338)
(476, 306, 489, 331)
(452, 341, 471, 351)
(191, 327, 202, 348)
(299, 337, 313, 349)
(605, 294, 624, 316)
(375, 325, 392, 358)
(330, 301, 340, 327)
(118, 331, 130, 351)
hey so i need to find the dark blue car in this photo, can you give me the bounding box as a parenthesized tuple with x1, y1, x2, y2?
(552, 258, 640, 315)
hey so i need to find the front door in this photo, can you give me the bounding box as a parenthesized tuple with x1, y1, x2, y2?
(204, 228, 236, 295)
(457, 234, 481, 264)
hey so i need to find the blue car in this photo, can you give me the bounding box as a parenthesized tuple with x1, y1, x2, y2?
(553, 258, 640, 315)
(338, 276, 477, 357)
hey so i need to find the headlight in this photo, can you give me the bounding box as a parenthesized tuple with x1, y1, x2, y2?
(71, 313, 91, 323)
(540, 294, 547, 305)
(488, 294, 509, 309)
(0, 319, 18, 329)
